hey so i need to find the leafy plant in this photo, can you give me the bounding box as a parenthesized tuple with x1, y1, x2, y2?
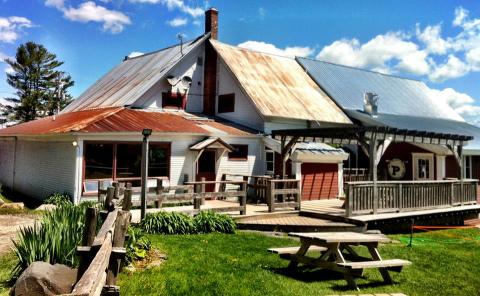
(125, 227, 151, 264)
(11, 203, 88, 278)
(139, 211, 237, 235)
(44, 192, 73, 207)
(140, 212, 195, 235)
(193, 211, 237, 234)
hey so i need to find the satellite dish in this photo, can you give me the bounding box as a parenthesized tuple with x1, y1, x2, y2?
(166, 75, 179, 86)
(181, 76, 192, 88)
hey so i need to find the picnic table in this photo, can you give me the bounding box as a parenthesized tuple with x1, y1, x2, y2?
(269, 231, 411, 290)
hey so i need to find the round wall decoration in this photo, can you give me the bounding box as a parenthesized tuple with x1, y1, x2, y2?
(388, 158, 406, 179)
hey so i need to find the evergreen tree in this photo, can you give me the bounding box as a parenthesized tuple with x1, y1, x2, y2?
(1, 42, 73, 123)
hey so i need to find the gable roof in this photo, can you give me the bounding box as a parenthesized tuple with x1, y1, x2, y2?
(62, 35, 208, 113)
(297, 57, 464, 121)
(210, 40, 352, 125)
(0, 108, 252, 136)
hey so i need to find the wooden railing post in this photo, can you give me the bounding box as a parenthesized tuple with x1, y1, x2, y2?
(268, 180, 275, 212)
(193, 183, 202, 210)
(450, 182, 455, 205)
(200, 177, 206, 205)
(155, 179, 163, 208)
(239, 181, 247, 215)
(112, 181, 120, 199)
(104, 187, 115, 212)
(345, 184, 352, 217)
(77, 207, 98, 281)
(397, 183, 403, 212)
(295, 179, 301, 211)
(106, 210, 130, 288)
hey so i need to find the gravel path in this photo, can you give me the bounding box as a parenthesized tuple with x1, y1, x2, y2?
(0, 214, 37, 255)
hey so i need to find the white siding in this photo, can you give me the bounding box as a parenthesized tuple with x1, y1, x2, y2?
(0, 138, 15, 189)
(216, 137, 263, 177)
(134, 45, 205, 113)
(216, 61, 264, 131)
(10, 140, 76, 200)
(264, 119, 308, 134)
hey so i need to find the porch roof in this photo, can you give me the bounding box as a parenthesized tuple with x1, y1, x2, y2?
(189, 137, 235, 152)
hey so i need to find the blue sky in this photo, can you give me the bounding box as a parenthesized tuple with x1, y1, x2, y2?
(1, 0, 480, 124)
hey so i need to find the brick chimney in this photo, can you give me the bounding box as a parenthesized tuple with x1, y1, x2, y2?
(203, 8, 218, 115)
(205, 8, 218, 39)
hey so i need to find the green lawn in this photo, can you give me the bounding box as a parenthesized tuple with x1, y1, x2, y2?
(0, 253, 16, 296)
(118, 229, 480, 296)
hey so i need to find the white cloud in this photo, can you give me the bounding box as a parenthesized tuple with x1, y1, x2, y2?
(45, 1, 131, 34)
(63, 1, 131, 34)
(0, 16, 33, 43)
(129, 0, 204, 18)
(237, 40, 314, 58)
(127, 51, 144, 58)
(416, 24, 450, 54)
(453, 7, 468, 27)
(167, 17, 188, 27)
(427, 87, 480, 124)
(429, 55, 469, 82)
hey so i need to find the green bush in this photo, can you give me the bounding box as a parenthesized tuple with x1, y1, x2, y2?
(140, 212, 195, 234)
(139, 211, 236, 235)
(125, 227, 151, 265)
(12, 203, 88, 278)
(193, 211, 237, 234)
(44, 192, 73, 207)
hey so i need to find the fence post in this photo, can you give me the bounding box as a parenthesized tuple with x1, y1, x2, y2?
(97, 181, 104, 204)
(122, 189, 132, 211)
(104, 187, 115, 212)
(240, 181, 247, 215)
(345, 184, 352, 217)
(200, 177, 206, 205)
(295, 180, 301, 211)
(113, 181, 119, 199)
(268, 180, 275, 212)
(107, 210, 131, 287)
(77, 207, 98, 280)
(398, 183, 403, 212)
(194, 183, 202, 210)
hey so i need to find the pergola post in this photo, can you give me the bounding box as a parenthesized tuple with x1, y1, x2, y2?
(280, 136, 299, 179)
(140, 129, 152, 220)
(368, 135, 379, 214)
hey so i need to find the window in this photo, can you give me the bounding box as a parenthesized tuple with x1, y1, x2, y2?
(412, 153, 434, 180)
(149, 144, 170, 177)
(84, 143, 113, 179)
(116, 144, 142, 178)
(265, 148, 274, 174)
(162, 91, 186, 109)
(218, 93, 235, 113)
(228, 144, 248, 161)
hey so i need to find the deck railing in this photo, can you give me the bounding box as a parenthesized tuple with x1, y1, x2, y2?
(344, 179, 478, 217)
(343, 168, 369, 182)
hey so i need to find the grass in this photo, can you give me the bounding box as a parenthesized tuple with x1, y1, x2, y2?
(118, 229, 480, 296)
(0, 254, 16, 296)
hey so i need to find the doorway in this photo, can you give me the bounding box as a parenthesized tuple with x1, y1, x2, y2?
(197, 150, 216, 192)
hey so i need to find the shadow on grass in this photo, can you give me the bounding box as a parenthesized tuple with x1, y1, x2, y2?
(267, 265, 398, 291)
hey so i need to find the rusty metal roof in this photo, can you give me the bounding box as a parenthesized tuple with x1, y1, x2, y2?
(210, 40, 352, 124)
(0, 108, 252, 136)
(62, 35, 208, 113)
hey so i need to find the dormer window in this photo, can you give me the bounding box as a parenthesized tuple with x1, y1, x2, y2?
(162, 91, 186, 109)
(218, 93, 235, 113)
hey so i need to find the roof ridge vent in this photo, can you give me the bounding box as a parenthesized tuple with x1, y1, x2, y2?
(364, 92, 379, 116)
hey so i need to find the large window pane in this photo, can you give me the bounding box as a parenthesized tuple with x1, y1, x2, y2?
(85, 143, 113, 179)
(149, 144, 169, 177)
(117, 144, 142, 178)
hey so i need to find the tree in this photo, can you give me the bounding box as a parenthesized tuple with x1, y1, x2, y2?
(1, 42, 74, 123)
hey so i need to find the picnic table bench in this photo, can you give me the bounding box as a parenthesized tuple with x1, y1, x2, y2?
(269, 232, 411, 290)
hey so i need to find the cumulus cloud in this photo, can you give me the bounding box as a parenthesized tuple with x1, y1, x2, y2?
(167, 17, 188, 27)
(129, 0, 204, 18)
(428, 87, 480, 124)
(0, 16, 33, 43)
(237, 41, 314, 58)
(45, 1, 131, 34)
(429, 55, 469, 82)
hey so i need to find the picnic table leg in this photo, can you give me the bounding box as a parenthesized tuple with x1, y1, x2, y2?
(332, 244, 359, 291)
(366, 243, 393, 284)
(287, 240, 310, 270)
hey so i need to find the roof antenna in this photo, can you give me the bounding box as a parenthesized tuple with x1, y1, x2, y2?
(177, 33, 185, 56)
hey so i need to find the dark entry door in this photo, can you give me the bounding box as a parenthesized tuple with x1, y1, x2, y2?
(197, 150, 216, 192)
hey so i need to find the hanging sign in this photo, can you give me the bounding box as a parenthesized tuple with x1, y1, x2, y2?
(388, 158, 406, 179)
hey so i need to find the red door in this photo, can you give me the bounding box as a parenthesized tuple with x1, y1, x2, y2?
(197, 150, 216, 192)
(301, 163, 338, 200)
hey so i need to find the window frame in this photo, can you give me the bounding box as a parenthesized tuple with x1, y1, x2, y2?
(228, 144, 248, 161)
(412, 153, 434, 180)
(218, 93, 235, 113)
(162, 91, 187, 109)
(265, 148, 275, 175)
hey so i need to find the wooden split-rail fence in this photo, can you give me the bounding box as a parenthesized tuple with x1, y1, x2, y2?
(64, 187, 133, 296)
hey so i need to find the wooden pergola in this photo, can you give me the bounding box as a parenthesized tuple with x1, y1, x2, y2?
(272, 125, 474, 214)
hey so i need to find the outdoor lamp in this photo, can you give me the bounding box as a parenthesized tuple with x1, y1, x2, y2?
(72, 140, 78, 147)
(142, 129, 152, 137)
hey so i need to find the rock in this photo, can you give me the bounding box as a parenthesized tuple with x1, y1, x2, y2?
(35, 204, 57, 211)
(1, 202, 24, 210)
(13, 262, 77, 296)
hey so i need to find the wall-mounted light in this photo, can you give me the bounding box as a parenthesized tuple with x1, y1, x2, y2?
(72, 140, 78, 147)
(142, 129, 152, 137)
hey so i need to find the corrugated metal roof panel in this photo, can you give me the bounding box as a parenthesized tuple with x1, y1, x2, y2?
(0, 108, 252, 136)
(63, 35, 208, 112)
(297, 57, 464, 121)
(210, 40, 352, 124)
(346, 110, 480, 150)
